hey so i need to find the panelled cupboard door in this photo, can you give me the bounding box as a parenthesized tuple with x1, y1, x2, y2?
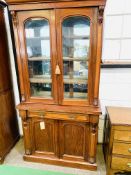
(31, 118, 58, 157)
(17, 10, 58, 104)
(56, 8, 98, 106)
(59, 120, 89, 161)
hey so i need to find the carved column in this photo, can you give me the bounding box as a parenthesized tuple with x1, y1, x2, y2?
(98, 6, 104, 24)
(94, 5, 105, 106)
(19, 110, 32, 155)
(88, 122, 98, 164)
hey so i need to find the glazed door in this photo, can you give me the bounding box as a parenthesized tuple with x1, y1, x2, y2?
(17, 10, 58, 104)
(56, 8, 97, 105)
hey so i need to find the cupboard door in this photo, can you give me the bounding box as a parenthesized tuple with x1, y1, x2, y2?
(17, 10, 58, 104)
(59, 120, 89, 161)
(31, 118, 58, 157)
(56, 8, 97, 105)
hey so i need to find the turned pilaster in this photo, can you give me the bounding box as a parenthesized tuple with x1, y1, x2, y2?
(88, 122, 98, 164)
(19, 110, 32, 155)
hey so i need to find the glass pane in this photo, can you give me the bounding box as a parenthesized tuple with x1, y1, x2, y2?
(62, 16, 90, 99)
(25, 19, 52, 98)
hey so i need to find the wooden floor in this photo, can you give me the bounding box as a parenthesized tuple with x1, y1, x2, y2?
(3, 138, 106, 175)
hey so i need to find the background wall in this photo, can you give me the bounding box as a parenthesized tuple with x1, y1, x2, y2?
(4, 0, 131, 142)
(103, 0, 131, 62)
(98, 0, 131, 142)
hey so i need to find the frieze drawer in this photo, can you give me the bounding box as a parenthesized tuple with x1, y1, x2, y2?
(28, 111, 89, 122)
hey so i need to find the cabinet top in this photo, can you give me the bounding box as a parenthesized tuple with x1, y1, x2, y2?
(106, 106, 131, 126)
(17, 103, 101, 115)
(6, 0, 106, 6)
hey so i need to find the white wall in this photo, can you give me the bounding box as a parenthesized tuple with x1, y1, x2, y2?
(3, 0, 131, 142)
(98, 68, 131, 142)
(98, 0, 131, 142)
(102, 0, 131, 62)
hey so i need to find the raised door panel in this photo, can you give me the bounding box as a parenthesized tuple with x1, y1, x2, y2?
(31, 118, 58, 157)
(56, 8, 98, 105)
(59, 120, 89, 161)
(17, 10, 58, 104)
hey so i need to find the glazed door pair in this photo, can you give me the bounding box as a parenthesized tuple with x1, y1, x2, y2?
(17, 8, 97, 105)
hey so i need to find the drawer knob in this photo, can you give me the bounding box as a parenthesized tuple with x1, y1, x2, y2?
(69, 115, 76, 119)
(39, 112, 45, 118)
(128, 148, 131, 153)
(127, 163, 131, 168)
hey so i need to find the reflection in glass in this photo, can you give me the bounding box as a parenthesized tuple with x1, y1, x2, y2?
(25, 19, 52, 98)
(62, 16, 90, 99)
(30, 83, 51, 98)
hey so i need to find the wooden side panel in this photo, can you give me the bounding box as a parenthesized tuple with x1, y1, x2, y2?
(59, 120, 89, 161)
(31, 118, 58, 157)
(0, 90, 19, 160)
(0, 6, 19, 163)
(0, 8, 11, 92)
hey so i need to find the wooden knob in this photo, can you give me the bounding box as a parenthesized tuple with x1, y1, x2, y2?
(128, 148, 131, 153)
(127, 163, 131, 168)
(39, 112, 45, 118)
(55, 65, 61, 75)
(69, 115, 75, 119)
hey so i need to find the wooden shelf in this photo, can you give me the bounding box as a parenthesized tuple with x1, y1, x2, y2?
(64, 78, 87, 84)
(30, 76, 87, 84)
(64, 75, 87, 79)
(33, 75, 51, 78)
(30, 77, 51, 83)
(28, 56, 50, 61)
(28, 56, 88, 61)
(32, 91, 51, 97)
(63, 57, 88, 61)
(27, 36, 50, 40)
(63, 35, 90, 39)
(64, 92, 87, 99)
